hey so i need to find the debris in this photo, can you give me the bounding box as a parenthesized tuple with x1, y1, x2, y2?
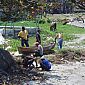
(0, 49, 45, 85)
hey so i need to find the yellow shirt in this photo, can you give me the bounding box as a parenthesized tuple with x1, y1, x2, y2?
(18, 30, 28, 40)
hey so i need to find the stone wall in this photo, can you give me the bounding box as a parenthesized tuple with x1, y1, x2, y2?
(0, 26, 39, 38)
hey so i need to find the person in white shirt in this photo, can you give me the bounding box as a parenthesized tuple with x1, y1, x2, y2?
(34, 42, 43, 67)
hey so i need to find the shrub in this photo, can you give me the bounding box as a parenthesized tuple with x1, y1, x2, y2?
(47, 18, 51, 23)
(39, 19, 45, 24)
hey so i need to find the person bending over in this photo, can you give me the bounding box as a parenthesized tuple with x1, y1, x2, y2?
(40, 57, 51, 71)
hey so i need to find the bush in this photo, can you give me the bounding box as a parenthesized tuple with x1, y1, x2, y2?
(39, 19, 45, 24)
(47, 18, 51, 23)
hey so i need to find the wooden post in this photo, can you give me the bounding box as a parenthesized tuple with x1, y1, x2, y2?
(4, 22, 7, 39)
(12, 21, 15, 38)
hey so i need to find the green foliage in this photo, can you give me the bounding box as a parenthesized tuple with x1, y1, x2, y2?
(64, 34, 75, 41)
(0, 45, 3, 48)
(6, 37, 36, 52)
(8, 39, 20, 52)
(29, 37, 36, 46)
(39, 19, 45, 24)
(57, 23, 85, 34)
(0, 20, 85, 52)
(0, 21, 37, 27)
(47, 18, 51, 23)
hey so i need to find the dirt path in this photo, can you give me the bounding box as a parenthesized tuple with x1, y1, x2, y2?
(68, 20, 85, 28)
(43, 61, 85, 85)
(64, 34, 85, 49)
(30, 61, 85, 85)
(32, 14, 85, 85)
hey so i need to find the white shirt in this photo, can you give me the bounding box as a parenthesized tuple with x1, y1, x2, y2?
(38, 44, 43, 55)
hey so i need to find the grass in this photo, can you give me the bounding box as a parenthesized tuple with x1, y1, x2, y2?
(8, 39, 20, 51)
(1, 20, 85, 34)
(0, 17, 85, 52)
(0, 21, 37, 27)
(6, 37, 36, 51)
(57, 23, 85, 34)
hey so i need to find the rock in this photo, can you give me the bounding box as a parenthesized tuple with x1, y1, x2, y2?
(0, 48, 16, 72)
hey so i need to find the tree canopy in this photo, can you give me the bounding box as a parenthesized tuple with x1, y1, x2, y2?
(71, 0, 85, 9)
(0, 0, 85, 22)
(0, 0, 40, 21)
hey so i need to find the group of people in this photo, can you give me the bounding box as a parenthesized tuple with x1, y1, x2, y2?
(18, 26, 63, 71)
(18, 27, 41, 47)
(18, 26, 51, 71)
(18, 26, 63, 49)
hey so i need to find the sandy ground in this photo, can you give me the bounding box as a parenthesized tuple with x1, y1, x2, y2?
(29, 61, 85, 85)
(68, 20, 85, 28)
(28, 17, 85, 85)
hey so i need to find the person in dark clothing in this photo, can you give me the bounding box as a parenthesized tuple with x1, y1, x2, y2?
(22, 56, 34, 68)
(50, 21, 56, 31)
(36, 29, 41, 44)
(40, 57, 51, 71)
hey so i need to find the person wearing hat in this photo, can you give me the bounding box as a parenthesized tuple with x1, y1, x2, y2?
(40, 56, 51, 71)
(35, 42, 43, 57)
(34, 42, 43, 67)
(18, 26, 29, 47)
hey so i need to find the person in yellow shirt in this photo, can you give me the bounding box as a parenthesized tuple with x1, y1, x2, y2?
(18, 27, 29, 47)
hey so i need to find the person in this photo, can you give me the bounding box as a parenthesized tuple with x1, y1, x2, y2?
(18, 27, 29, 47)
(40, 56, 51, 71)
(36, 29, 41, 44)
(34, 42, 43, 57)
(50, 21, 56, 31)
(22, 56, 34, 69)
(56, 33, 63, 49)
(34, 42, 43, 67)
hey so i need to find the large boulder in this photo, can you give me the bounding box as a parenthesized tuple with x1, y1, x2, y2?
(0, 48, 16, 72)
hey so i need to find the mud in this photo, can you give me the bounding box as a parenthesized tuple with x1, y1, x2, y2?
(1, 49, 85, 85)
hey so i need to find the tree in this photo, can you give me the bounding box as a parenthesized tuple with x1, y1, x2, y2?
(71, 0, 85, 9)
(0, 0, 23, 21)
(0, 0, 40, 21)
